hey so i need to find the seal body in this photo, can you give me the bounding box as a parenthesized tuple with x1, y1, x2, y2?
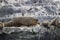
(4, 17, 39, 27)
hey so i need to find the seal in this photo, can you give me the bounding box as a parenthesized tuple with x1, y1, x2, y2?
(0, 17, 40, 27)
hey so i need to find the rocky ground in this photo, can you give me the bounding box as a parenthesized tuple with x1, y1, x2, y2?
(0, 17, 60, 40)
(0, 0, 60, 40)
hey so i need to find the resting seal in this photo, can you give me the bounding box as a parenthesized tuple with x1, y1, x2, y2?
(0, 17, 40, 27)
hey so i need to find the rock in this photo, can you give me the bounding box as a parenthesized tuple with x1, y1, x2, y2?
(50, 18, 60, 28)
(41, 21, 50, 28)
(50, 18, 58, 26)
(41, 18, 60, 28)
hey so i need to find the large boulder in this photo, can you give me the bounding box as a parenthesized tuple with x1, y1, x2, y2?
(40, 18, 60, 29)
(50, 18, 60, 28)
(41, 21, 50, 28)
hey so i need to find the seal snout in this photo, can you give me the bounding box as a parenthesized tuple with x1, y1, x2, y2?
(0, 22, 4, 30)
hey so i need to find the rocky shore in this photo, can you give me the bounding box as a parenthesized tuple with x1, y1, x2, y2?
(0, 17, 60, 34)
(0, 17, 59, 40)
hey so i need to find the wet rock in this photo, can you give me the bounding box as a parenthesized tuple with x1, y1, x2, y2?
(50, 18, 60, 28)
(41, 21, 49, 28)
(40, 18, 60, 29)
